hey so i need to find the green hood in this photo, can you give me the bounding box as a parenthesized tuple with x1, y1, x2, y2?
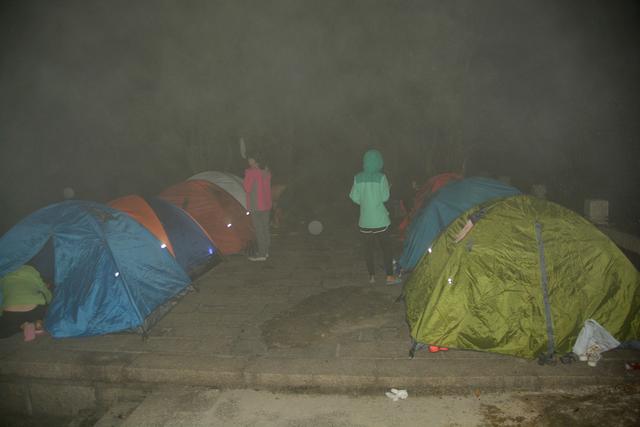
(363, 149, 383, 174)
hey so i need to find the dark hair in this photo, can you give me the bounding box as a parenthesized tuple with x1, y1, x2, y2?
(247, 151, 265, 165)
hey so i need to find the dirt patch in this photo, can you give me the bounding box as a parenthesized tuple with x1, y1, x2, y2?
(262, 286, 395, 349)
(532, 384, 640, 427)
(480, 384, 640, 427)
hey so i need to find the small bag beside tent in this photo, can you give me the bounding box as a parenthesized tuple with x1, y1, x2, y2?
(399, 177, 520, 272)
(0, 201, 191, 338)
(404, 195, 640, 360)
(159, 180, 254, 255)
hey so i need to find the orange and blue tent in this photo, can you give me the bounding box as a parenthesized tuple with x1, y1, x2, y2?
(109, 195, 175, 256)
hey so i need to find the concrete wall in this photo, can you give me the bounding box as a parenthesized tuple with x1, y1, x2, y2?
(1, 0, 638, 232)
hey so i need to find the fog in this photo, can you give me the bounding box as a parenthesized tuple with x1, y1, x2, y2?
(1, 0, 638, 233)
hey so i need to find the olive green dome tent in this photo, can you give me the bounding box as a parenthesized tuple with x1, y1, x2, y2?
(404, 195, 640, 360)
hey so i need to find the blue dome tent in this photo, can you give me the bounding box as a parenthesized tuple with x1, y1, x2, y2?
(398, 177, 521, 271)
(0, 201, 191, 338)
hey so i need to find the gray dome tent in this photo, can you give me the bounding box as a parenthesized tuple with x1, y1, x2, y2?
(189, 171, 246, 209)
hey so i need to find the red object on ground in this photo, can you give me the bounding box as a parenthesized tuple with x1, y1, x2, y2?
(23, 323, 36, 342)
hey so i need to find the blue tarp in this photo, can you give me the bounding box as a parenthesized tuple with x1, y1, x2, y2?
(145, 197, 220, 278)
(0, 201, 191, 338)
(398, 177, 521, 271)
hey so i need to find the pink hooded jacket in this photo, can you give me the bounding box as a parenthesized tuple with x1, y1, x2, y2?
(244, 167, 272, 211)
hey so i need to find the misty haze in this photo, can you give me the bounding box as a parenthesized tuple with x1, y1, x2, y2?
(1, 0, 638, 230)
(1, 1, 639, 426)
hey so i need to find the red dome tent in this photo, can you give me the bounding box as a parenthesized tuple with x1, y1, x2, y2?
(159, 180, 254, 255)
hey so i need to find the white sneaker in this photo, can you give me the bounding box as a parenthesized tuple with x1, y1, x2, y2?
(248, 256, 267, 262)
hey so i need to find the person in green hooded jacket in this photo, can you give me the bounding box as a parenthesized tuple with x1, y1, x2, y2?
(349, 149, 401, 285)
(0, 265, 52, 340)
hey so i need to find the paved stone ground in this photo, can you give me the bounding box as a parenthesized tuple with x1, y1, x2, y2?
(1, 224, 639, 416)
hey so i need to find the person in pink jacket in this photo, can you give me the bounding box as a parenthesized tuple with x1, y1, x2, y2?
(244, 153, 272, 261)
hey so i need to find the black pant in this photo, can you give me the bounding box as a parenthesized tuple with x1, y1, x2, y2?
(0, 305, 47, 339)
(360, 226, 393, 276)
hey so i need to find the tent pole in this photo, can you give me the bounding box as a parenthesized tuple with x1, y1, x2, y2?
(535, 222, 556, 364)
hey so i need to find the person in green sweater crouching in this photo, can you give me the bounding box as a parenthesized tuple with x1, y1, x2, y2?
(349, 149, 402, 285)
(0, 265, 52, 341)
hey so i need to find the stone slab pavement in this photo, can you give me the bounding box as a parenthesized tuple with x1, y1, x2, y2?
(1, 226, 639, 405)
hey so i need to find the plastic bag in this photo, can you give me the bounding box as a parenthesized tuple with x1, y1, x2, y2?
(385, 388, 408, 401)
(572, 319, 620, 358)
